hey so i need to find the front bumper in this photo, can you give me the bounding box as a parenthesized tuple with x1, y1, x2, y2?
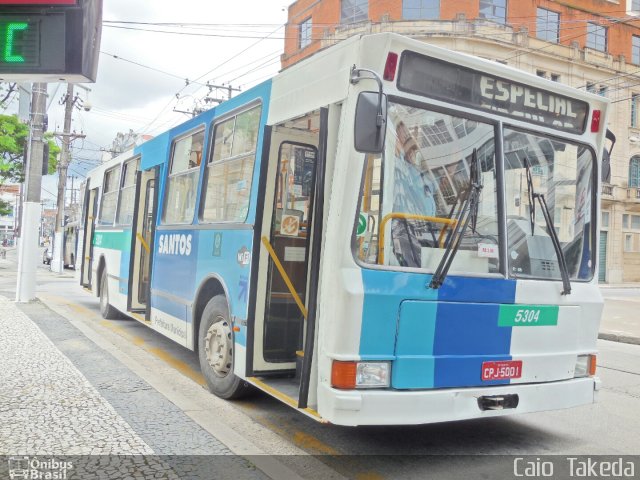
(318, 376, 600, 426)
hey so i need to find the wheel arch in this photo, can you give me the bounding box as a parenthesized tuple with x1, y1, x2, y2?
(192, 274, 231, 352)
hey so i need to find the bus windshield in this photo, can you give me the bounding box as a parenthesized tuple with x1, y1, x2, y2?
(355, 102, 596, 282)
(355, 101, 500, 275)
(504, 128, 595, 281)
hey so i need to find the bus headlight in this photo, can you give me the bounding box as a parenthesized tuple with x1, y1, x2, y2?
(331, 361, 391, 389)
(574, 354, 596, 378)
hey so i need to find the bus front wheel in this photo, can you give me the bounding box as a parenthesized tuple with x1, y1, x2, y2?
(99, 270, 120, 320)
(198, 295, 250, 399)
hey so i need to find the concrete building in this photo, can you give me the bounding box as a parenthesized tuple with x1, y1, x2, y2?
(283, 0, 640, 283)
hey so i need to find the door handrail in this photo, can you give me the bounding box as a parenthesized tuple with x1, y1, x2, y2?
(261, 235, 308, 319)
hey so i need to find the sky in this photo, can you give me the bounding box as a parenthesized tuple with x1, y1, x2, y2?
(4, 0, 295, 203)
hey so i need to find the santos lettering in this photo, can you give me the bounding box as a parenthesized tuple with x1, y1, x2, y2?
(157, 233, 192, 256)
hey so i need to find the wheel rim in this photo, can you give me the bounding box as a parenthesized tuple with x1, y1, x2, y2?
(204, 317, 232, 377)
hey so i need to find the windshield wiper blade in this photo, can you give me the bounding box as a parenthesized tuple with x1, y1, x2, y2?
(429, 148, 483, 289)
(523, 157, 572, 295)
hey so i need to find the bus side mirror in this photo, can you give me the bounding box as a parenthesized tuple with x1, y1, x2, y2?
(602, 129, 615, 183)
(354, 91, 387, 154)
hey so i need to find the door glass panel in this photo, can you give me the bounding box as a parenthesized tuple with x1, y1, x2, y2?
(138, 179, 155, 304)
(264, 142, 317, 363)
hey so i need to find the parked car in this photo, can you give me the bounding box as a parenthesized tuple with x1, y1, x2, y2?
(42, 246, 52, 265)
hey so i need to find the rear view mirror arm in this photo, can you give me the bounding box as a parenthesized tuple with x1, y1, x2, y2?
(351, 66, 385, 127)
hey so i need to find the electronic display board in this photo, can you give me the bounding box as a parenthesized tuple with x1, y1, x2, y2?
(0, 0, 101, 82)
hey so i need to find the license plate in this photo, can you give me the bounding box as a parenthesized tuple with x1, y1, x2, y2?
(482, 360, 522, 381)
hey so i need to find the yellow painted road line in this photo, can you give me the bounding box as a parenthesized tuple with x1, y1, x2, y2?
(42, 294, 206, 387)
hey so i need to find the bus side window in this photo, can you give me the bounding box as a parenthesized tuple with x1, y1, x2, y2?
(163, 130, 204, 224)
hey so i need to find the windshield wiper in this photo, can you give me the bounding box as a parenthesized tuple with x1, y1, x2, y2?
(523, 156, 572, 295)
(429, 149, 483, 289)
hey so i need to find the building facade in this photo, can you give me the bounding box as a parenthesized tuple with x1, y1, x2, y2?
(0, 184, 19, 246)
(283, 0, 640, 283)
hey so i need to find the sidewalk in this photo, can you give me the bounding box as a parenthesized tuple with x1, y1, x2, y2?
(0, 295, 267, 479)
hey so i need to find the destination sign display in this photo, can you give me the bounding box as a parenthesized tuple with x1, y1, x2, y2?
(397, 50, 589, 134)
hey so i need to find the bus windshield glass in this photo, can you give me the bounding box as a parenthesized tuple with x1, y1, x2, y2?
(504, 128, 595, 281)
(355, 101, 500, 275)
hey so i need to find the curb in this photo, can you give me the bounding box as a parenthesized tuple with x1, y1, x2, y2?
(598, 332, 640, 346)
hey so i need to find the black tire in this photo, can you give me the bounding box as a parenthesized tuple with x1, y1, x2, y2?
(198, 295, 250, 399)
(99, 269, 120, 319)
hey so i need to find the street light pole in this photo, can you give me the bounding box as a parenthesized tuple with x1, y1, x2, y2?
(15, 82, 47, 302)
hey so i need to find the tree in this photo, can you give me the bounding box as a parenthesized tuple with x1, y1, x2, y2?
(0, 114, 60, 215)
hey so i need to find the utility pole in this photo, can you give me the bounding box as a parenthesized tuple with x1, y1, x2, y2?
(15, 82, 47, 302)
(51, 84, 85, 273)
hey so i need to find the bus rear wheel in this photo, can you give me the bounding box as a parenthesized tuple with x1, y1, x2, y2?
(99, 269, 120, 319)
(198, 295, 250, 399)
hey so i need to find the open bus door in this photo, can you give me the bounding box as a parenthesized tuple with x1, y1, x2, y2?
(80, 184, 98, 288)
(249, 108, 328, 410)
(128, 168, 157, 315)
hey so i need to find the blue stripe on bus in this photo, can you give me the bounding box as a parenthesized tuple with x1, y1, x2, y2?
(433, 302, 511, 356)
(360, 269, 518, 389)
(434, 355, 512, 388)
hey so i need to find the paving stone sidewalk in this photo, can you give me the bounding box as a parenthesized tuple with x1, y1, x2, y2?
(0, 295, 153, 456)
(0, 296, 268, 478)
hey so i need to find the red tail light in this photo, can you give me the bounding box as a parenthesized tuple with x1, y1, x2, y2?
(384, 52, 399, 81)
(591, 110, 601, 133)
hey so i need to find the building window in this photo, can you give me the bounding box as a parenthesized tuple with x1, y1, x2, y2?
(598, 85, 608, 97)
(98, 166, 120, 226)
(116, 157, 140, 226)
(587, 23, 607, 52)
(633, 0, 640, 12)
(586, 82, 596, 93)
(536, 8, 559, 43)
(201, 105, 262, 223)
(341, 0, 368, 24)
(632, 215, 640, 230)
(550, 73, 561, 82)
(403, 0, 439, 20)
(630, 156, 640, 188)
(632, 94, 640, 127)
(479, 0, 507, 24)
(602, 211, 610, 228)
(163, 129, 205, 224)
(536, 69, 546, 78)
(624, 233, 634, 252)
(299, 17, 312, 49)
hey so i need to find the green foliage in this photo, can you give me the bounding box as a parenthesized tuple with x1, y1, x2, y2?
(0, 114, 59, 184)
(0, 198, 11, 216)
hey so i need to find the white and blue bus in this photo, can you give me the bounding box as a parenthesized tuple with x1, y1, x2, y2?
(80, 33, 613, 426)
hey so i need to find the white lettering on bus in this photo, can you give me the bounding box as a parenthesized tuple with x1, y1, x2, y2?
(157, 234, 192, 256)
(479, 75, 578, 119)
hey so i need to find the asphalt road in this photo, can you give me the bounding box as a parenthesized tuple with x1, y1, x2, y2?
(1, 250, 639, 479)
